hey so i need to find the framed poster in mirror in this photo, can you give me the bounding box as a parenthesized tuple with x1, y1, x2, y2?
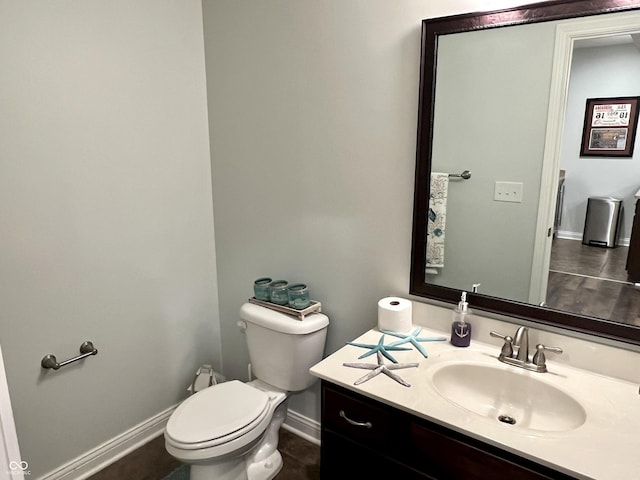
(580, 96, 640, 157)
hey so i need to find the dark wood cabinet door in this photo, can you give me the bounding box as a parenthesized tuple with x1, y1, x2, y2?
(321, 430, 434, 480)
(627, 199, 640, 281)
(409, 422, 562, 480)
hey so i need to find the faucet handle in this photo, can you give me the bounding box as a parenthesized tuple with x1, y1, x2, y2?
(532, 344, 563, 368)
(490, 331, 514, 358)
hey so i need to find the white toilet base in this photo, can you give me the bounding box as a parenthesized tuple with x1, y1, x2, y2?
(189, 448, 282, 480)
(246, 450, 283, 480)
(245, 397, 286, 480)
(190, 456, 246, 480)
(174, 385, 288, 480)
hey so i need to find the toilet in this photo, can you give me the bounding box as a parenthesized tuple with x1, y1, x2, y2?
(164, 302, 329, 480)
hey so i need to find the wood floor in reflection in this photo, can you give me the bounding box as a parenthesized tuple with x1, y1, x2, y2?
(546, 238, 640, 326)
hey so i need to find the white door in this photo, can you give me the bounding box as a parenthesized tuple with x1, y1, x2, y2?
(0, 345, 24, 480)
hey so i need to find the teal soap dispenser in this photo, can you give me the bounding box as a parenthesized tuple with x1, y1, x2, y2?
(450, 291, 472, 347)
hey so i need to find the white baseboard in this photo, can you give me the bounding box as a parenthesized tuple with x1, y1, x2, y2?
(282, 409, 321, 446)
(37, 405, 176, 480)
(556, 231, 630, 247)
(555, 230, 582, 241)
(36, 405, 320, 480)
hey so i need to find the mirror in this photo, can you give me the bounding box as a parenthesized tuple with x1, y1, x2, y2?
(410, 0, 640, 345)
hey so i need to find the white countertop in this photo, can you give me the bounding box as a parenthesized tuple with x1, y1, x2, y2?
(635, 188, 640, 199)
(310, 326, 640, 480)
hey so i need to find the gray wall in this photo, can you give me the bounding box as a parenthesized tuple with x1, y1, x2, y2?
(559, 43, 640, 242)
(428, 23, 557, 302)
(0, 1, 220, 477)
(203, 0, 418, 419)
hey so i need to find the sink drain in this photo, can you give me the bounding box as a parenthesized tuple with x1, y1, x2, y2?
(498, 414, 517, 425)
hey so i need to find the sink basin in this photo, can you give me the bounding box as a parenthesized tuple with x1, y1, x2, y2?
(431, 362, 587, 433)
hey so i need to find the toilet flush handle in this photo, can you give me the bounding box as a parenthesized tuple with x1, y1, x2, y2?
(237, 320, 247, 332)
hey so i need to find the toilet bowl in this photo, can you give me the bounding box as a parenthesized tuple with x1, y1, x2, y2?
(165, 379, 287, 480)
(164, 303, 329, 480)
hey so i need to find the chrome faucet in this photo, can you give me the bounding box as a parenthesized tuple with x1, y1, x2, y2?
(490, 327, 562, 373)
(513, 326, 529, 361)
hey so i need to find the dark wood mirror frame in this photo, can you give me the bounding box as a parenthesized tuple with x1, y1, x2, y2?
(410, 0, 640, 345)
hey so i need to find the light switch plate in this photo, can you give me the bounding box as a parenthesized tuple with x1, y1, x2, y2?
(494, 181, 524, 203)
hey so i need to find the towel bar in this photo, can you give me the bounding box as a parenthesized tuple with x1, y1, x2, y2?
(448, 170, 471, 180)
(41, 341, 98, 370)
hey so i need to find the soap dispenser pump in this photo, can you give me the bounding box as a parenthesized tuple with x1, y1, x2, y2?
(450, 291, 472, 347)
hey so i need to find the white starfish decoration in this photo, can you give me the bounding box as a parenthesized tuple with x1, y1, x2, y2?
(343, 351, 418, 387)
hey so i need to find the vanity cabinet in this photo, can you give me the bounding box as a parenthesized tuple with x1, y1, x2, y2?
(626, 199, 640, 281)
(321, 381, 577, 480)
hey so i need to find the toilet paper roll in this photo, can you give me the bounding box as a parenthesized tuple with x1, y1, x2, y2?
(377, 297, 412, 333)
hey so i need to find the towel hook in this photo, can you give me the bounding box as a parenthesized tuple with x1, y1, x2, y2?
(41, 341, 98, 370)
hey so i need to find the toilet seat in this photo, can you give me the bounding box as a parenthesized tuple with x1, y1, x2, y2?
(165, 380, 270, 450)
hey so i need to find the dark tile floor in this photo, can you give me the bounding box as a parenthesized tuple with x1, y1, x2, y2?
(87, 428, 320, 480)
(274, 429, 320, 480)
(546, 238, 640, 325)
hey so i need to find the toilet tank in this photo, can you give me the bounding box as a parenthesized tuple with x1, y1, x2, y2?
(239, 303, 329, 392)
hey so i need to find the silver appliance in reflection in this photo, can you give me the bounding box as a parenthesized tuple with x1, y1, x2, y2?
(582, 196, 623, 248)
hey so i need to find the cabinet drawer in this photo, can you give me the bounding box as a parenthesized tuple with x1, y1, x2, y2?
(322, 383, 397, 451)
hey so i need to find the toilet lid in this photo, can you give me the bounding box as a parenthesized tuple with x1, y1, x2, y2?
(166, 380, 269, 445)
